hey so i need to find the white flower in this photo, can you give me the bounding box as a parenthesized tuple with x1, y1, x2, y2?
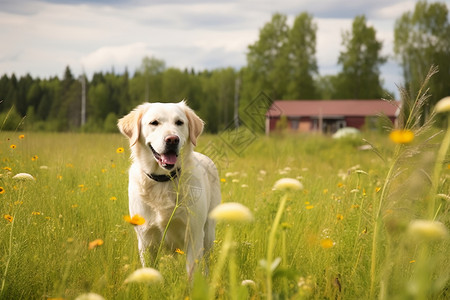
(75, 293, 105, 300)
(407, 220, 448, 241)
(273, 178, 303, 191)
(435, 96, 450, 113)
(209, 202, 253, 223)
(12, 173, 35, 181)
(124, 267, 163, 284)
(241, 279, 256, 287)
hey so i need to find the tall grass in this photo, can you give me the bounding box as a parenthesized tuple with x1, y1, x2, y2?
(0, 123, 448, 298)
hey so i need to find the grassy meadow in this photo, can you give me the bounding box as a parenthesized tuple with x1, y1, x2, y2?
(0, 128, 448, 299)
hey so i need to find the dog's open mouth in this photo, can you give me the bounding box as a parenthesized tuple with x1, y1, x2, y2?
(150, 144, 178, 170)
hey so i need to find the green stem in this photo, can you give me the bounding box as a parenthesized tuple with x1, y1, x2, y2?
(209, 227, 233, 299)
(266, 194, 288, 300)
(154, 180, 181, 267)
(0, 215, 14, 295)
(429, 116, 450, 220)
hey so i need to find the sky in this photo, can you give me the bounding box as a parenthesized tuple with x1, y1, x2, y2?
(1, 0, 448, 98)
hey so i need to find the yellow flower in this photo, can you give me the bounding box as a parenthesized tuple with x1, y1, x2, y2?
(389, 129, 414, 144)
(88, 239, 104, 250)
(336, 214, 344, 221)
(31, 155, 38, 161)
(31, 211, 41, 215)
(175, 248, 185, 255)
(209, 202, 253, 223)
(3, 214, 13, 223)
(273, 178, 303, 191)
(124, 214, 146, 225)
(409, 260, 416, 264)
(116, 147, 125, 154)
(3, 167, 12, 171)
(109, 196, 117, 201)
(124, 267, 163, 284)
(19, 134, 25, 139)
(435, 96, 450, 113)
(305, 205, 314, 210)
(320, 238, 334, 249)
(0, 187, 5, 194)
(220, 178, 226, 183)
(10, 144, 16, 149)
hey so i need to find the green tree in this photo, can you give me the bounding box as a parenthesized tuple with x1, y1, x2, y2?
(245, 13, 290, 100)
(335, 15, 387, 99)
(394, 1, 450, 108)
(286, 12, 319, 99)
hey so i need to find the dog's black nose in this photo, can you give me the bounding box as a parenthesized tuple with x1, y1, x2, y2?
(165, 135, 179, 145)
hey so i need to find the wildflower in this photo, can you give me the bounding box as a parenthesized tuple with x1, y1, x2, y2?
(305, 205, 314, 210)
(31, 155, 38, 161)
(337, 182, 344, 188)
(88, 239, 104, 250)
(124, 267, 163, 284)
(336, 214, 344, 221)
(74, 292, 105, 300)
(3, 214, 13, 223)
(273, 178, 303, 191)
(175, 248, 185, 255)
(320, 238, 334, 249)
(116, 147, 125, 154)
(409, 260, 416, 264)
(101, 168, 107, 173)
(375, 187, 381, 193)
(407, 219, 448, 241)
(389, 129, 414, 144)
(124, 214, 145, 225)
(31, 211, 41, 215)
(0, 187, 5, 194)
(57, 175, 63, 180)
(10, 144, 16, 149)
(13, 173, 35, 181)
(220, 178, 226, 183)
(241, 279, 256, 288)
(3, 167, 11, 171)
(209, 202, 253, 223)
(109, 196, 117, 201)
(435, 96, 450, 113)
(19, 134, 25, 140)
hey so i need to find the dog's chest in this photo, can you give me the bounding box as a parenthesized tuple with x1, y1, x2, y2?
(140, 182, 188, 224)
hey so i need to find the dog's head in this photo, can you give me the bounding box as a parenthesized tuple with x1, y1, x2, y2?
(118, 101, 204, 171)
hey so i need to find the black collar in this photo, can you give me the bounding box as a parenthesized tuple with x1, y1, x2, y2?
(145, 168, 180, 182)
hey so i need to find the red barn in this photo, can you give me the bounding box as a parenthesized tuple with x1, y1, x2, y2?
(266, 100, 399, 134)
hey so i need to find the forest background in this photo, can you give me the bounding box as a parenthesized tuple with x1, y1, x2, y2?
(0, 1, 449, 133)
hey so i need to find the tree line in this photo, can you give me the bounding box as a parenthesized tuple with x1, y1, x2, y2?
(0, 1, 448, 133)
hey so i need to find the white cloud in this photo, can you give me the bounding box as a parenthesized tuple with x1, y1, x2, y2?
(80, 42, 151, 74)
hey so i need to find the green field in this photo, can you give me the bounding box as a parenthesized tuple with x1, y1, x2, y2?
(0, 130, 448, 299)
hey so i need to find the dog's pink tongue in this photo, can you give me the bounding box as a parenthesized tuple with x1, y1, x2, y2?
(161, 153, 177, 165)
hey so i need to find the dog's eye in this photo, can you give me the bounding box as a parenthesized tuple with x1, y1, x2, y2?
(175, 120, 184, 126)
(150, 120, 159, 126)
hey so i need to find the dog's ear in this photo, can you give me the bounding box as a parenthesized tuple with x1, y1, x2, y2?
(182, 101, 204, 147)
(118, 104, 147, 146)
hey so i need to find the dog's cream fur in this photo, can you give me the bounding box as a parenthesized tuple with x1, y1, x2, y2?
(118, 101, 221, 274)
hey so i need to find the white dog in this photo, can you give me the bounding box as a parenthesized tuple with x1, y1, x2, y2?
(118, 101, 221, 275)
